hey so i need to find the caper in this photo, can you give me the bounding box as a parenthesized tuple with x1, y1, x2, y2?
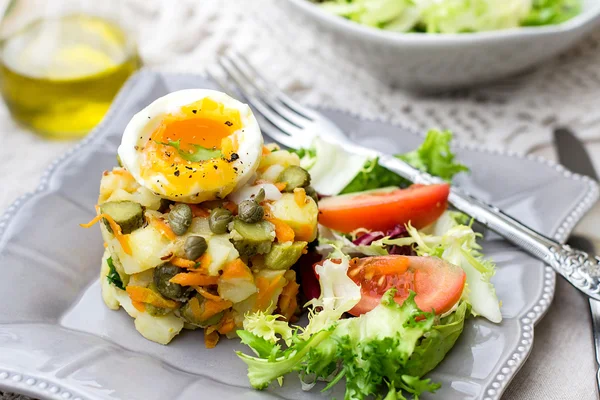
(209, 207, 233, 234)
(238, 200, 264, 223)
(153, 263, 194, 301)
(184, 236, 208, 260)
(145, 303, 171, 317)
(304, 186, 318, 204)
(168, 203, 193, 235)
(277, 165, 311, 192)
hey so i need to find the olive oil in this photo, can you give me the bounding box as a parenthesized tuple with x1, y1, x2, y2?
(0, 15, 139, 139)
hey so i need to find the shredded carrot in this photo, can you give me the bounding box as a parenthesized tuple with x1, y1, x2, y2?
(150, 217, 177, 241)
(220, 258, 253, 281)
(217, 310, 236, 335)
(112, 168, 134, 178)
(195, 287, 225, 302)
(189, 204, 210, 218)
(294, 188, 307, 207)
(131, 300, 146, 312)
(81, 213, 132, 255)
(274, 182, 287, 192)
(254, 275, 283, 312)
(278, 280, 300, 321)
(188, 295, 231, 325)
(170, 272, 219, 286)
(266, 217, 295, 243)
(172, 253, 211, 272)
(186, 296, 204, 320)
(204, 329, 220, 349)
(218, 320, 236, 335)
(170, 257, 197, 269)
(222, 201, 238, 214)
(126, 286, 178, 309)
(262, 146, 272, 155)
(363, 257, 410, 280)
(200, 298, 233, 320)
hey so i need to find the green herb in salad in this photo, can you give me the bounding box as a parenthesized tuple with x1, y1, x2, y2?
(315, 0, 580, 33)
(106, 256, 125, 290)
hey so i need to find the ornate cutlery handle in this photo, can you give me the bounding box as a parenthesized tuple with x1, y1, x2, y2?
(372, 152, 600, 300)
(548, 245, 600, 297)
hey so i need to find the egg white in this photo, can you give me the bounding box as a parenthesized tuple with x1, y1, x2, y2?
(118, 89, 263, 203)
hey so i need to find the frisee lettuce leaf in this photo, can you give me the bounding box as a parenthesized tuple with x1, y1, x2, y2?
(397, 130, 469, 181)
(155, 139, 222, 162)
(106, 256, 124, 290)
(237, 289, 439, 399)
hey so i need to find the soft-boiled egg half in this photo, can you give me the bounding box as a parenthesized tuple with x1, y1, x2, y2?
(118, 89, 263, 203)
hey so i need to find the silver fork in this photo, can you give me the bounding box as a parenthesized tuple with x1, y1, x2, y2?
(210, 51, 600, 302)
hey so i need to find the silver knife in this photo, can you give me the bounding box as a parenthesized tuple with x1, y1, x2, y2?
(554, 126, 600, 393)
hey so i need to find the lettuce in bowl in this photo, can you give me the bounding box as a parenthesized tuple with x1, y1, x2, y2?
(314, 0, 581, 33)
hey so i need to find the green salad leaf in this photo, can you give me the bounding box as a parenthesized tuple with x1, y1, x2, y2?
(237, 289, 439, 399)
(522, 0, 581, 26)
(404, 301, 470, 377)
(106, 256, 125, 290)
(340, 129, 468, 194)
(340, 157, 409, 194)
(293, 137, 370, 195)
(316, 0, 580, 32)
(155, 139, 222, 162)
(236, 256, 468, 399)
(397, 130, 469, 182)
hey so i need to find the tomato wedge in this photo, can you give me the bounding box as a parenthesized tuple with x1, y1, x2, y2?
(321, 255, 465, 316)
(318, 184, 450, 233)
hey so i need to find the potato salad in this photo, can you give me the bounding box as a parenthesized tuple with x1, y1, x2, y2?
(84, 89, 318, 347)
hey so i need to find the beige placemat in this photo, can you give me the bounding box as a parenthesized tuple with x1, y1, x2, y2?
(2, 1, 600, 399)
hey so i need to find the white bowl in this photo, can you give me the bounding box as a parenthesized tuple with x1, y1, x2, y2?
(283, 0, 600, 90)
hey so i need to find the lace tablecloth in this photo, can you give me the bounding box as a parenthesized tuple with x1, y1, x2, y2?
(2, 1, 600, 399)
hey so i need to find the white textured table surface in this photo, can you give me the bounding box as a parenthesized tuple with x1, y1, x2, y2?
(2, 1, 600, 399)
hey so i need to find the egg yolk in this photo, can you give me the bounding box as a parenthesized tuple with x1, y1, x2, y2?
(139, 98, 243, 199)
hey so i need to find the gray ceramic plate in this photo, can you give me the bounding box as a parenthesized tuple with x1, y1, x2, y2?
(0, 71, 598, 400)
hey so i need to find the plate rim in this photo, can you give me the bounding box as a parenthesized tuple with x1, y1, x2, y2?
(0, 69, 598, 400)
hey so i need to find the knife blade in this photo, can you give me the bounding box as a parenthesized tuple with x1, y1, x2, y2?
(555, 127, 599, 181)
(553, 126, 600, 394)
